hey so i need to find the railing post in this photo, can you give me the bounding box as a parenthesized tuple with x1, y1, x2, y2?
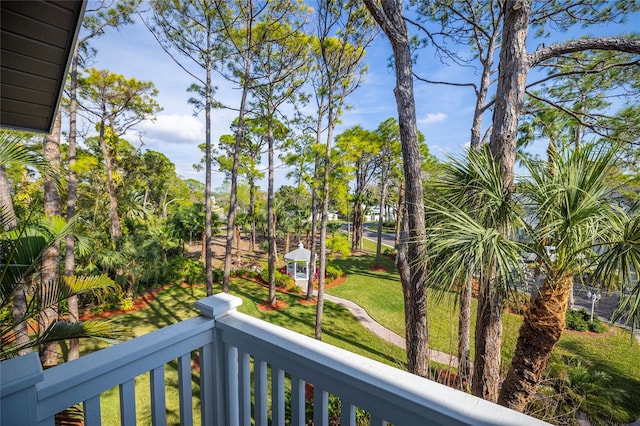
(195, 294, 242, 426)
(1, 352, 44, 426)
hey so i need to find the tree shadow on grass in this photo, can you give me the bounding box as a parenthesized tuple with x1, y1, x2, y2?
(229, 281, 406, 367)
(331, 255, 399, 282)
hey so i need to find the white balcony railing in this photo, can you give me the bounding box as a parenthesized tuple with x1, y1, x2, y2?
(1, 294, 548, 425)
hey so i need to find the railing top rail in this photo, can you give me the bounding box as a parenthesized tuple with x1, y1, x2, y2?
(216, 309, 549, 426)
(36, 315, 215, 420)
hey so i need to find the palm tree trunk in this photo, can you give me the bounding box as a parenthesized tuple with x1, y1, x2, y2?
(499, 274, 573, 410)
(0, 167, 17, 230)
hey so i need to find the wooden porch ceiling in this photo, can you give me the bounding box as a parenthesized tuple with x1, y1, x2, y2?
(0, 1, 86, 134)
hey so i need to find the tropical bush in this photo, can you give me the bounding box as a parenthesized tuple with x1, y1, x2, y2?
(167, 256, 205, 284)
(0, 215, 126, 360)
(260, 269, 294, 289)
(325, 264, 343, 281)
(530, 355, 627, 425)
(565, 310, 607, 334)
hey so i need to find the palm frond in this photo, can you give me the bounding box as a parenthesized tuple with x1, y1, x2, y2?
(0, 130, 63, 190)
(1, 320, 129, 360)
(434, 146, 514, 228)
(594, 215, 640, 327)
(519, 142, 619, 275)
(424, 201, 525, 303)
(39, 320, 129, 345)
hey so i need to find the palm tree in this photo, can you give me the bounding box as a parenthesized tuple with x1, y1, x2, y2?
(1, 215, 126, 361)
(499, 143, 633, 410)
(1, 131, 60, 356)
(424, 146, 523, 400)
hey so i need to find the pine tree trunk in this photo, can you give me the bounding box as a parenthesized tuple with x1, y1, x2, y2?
(66, 47, 80, 360)
(499, 274, 573, 410)
(473, 0, 530, 399)
(267, 118, 277, 307)
(204, 56, 214, 296)
(250, 179, 256, 252)
(457, 274, 472, 388)
(351, 201, 363, 251)
(394, 183, 403, 249)
(375, 173, 388, 267)
(40, 112, 62, 367)
(363, 0, 429, 377)
(224, 23, 252, 294)
(99, 114, 122, 242)
(471, 274, 503, 402)
(316, 116, 336, 340)
(306, 183, 318, 301)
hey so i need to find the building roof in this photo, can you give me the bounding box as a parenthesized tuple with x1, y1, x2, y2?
(284, 242, 311, 262)
(0, 1, 86, 134)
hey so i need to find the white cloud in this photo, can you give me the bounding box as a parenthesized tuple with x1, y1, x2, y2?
(418, 112, 448, 125)
(137, 114, 205, 145)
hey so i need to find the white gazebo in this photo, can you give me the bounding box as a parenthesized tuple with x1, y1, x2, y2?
(284, 242, 314, 292)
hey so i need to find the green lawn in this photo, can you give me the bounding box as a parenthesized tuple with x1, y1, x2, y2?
(80, 248, 640, 424)
(80, 278, 407, 425)
(327, 254, 523, 363)
(328, 251, 640, 422)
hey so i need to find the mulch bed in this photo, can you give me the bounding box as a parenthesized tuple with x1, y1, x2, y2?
(257, 300, 289, 311)
(78, 283, 175, 321)
(77, 269, 350, 319)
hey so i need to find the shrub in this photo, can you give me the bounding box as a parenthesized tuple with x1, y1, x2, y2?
(327, 235, 350, 258)
(382, 247, 396, 256)
(260, 268, 294, 289)
(259, 268, 269, 283)
(212, 268, 223, 283)
(119, 296, 134, 311)
(565, 309, 606, 333)
(588, 315, 607, 333)
(167, 256, 205, 285)
(532, 355, 628, 425)
(275, 271, 294, 289)
(565, 309, 589, 332)
(233, 266, 259, 279)
(325, 264, 343, 281)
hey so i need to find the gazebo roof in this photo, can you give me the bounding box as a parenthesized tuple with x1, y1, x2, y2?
(284, 242, 311, 262)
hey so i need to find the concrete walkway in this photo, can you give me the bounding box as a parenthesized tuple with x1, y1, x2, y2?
(323, 293, 459, 367)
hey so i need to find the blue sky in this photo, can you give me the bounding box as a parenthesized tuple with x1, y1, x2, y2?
(85, 4, 638, 187)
